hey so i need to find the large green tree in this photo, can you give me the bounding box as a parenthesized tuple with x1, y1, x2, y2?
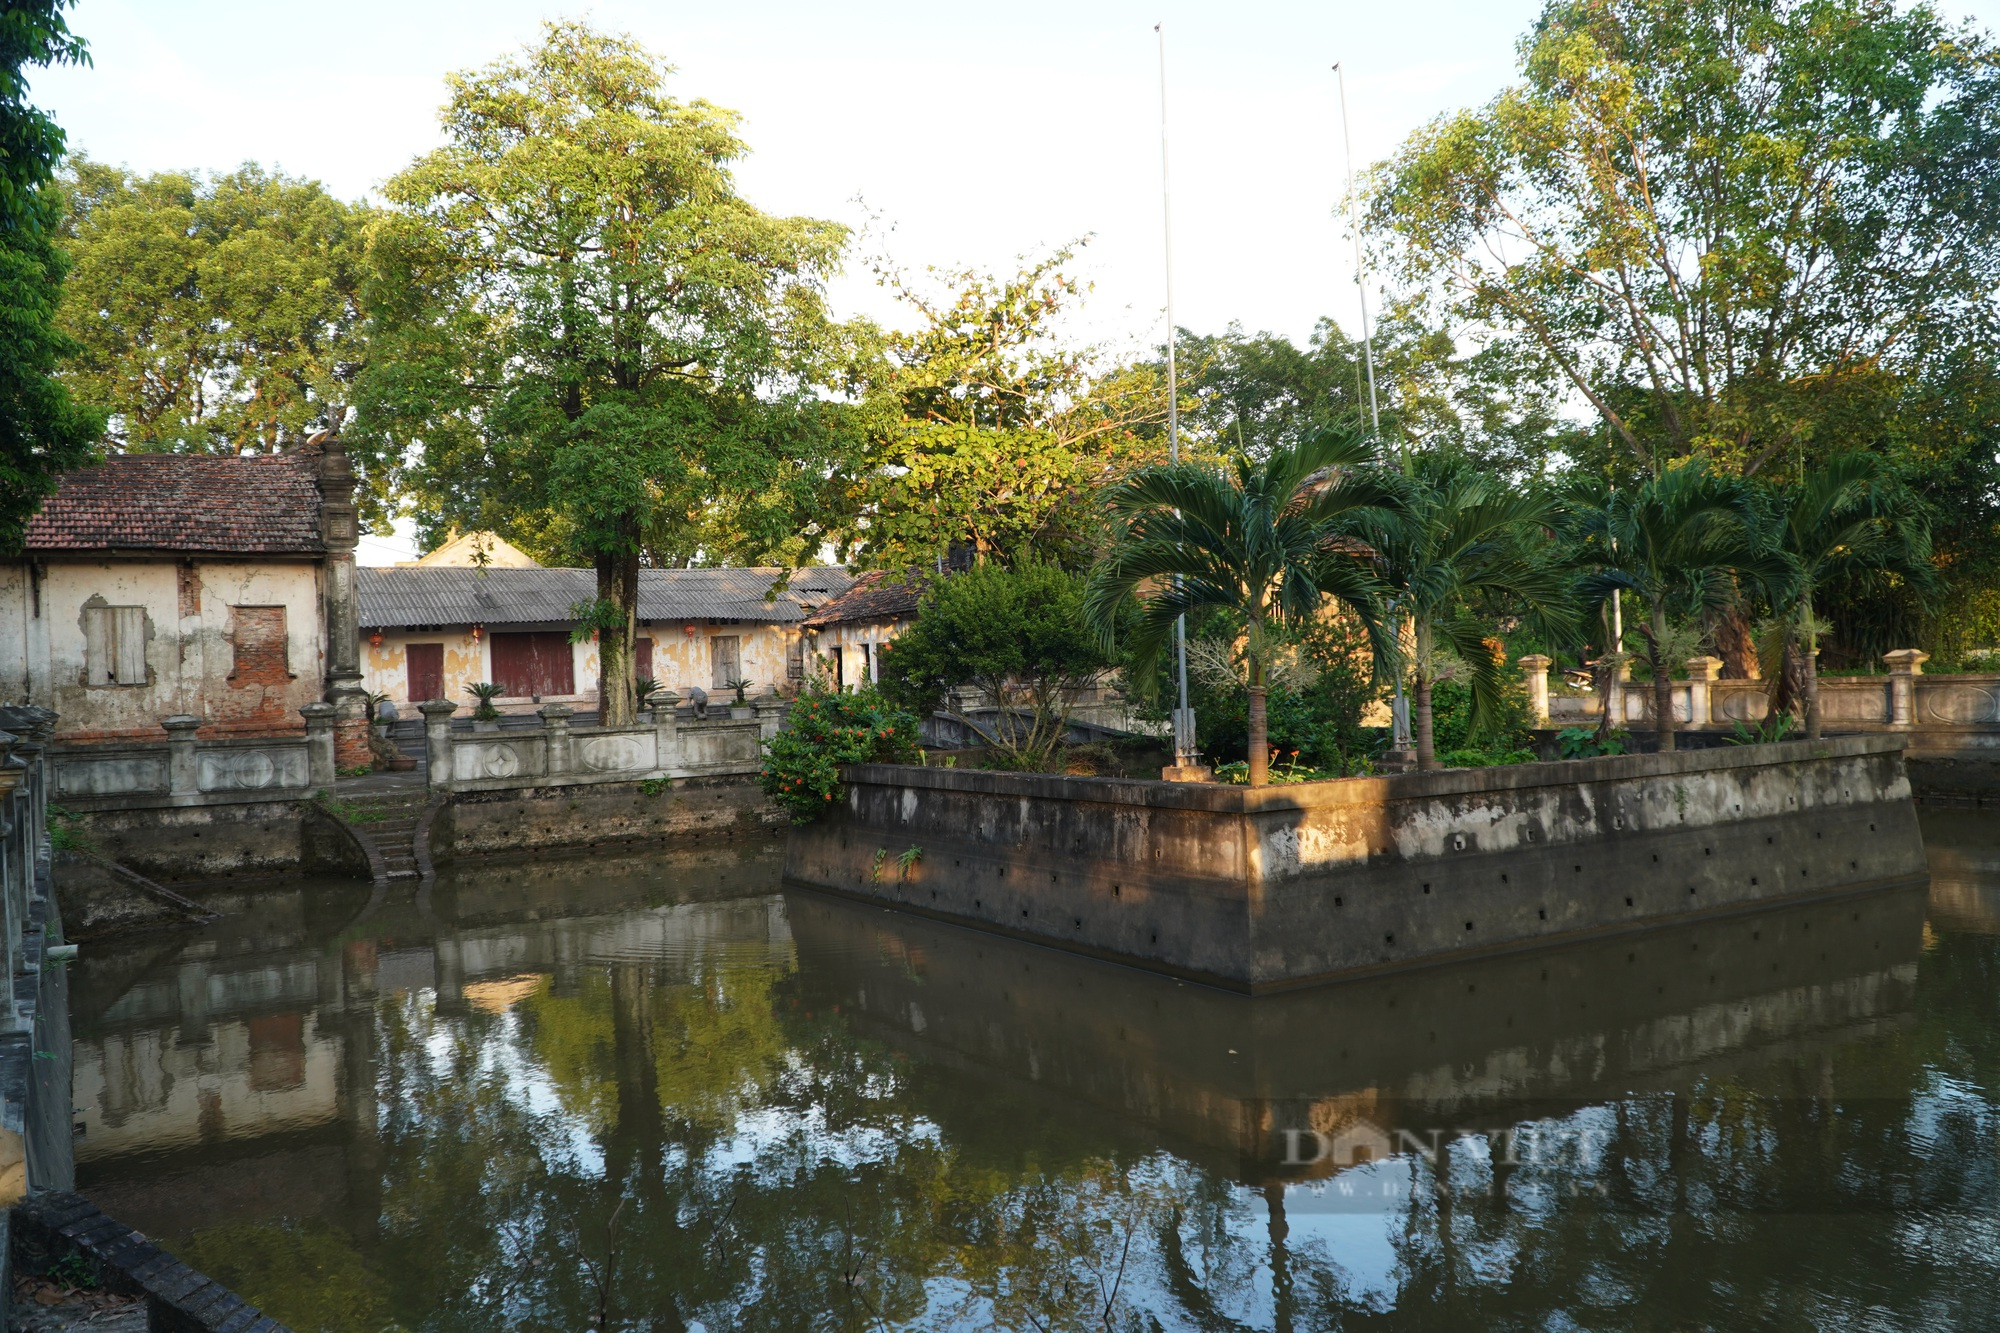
(0, 0, 100, 551)
(364, 21, 849, 724)
(53, 159, 379, 485)
(1371, 0, 2000, 481)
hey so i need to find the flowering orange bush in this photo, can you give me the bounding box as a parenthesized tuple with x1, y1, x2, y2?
(758, 682, 922, 823)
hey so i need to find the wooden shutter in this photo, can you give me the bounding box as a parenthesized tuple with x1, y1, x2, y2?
(84, 606, 114, 685)
(406, 643, 445, 702)
(710, 635, 740, 689)
(635, 637, 654, 679)
(786, 636, 804, 681)
(113, 607, 148, 684)
(492, 632, 574, 698)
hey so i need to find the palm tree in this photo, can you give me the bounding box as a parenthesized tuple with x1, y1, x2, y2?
(1374, 452, 1573, 771)
(1746, 454, 1934, 739)
(1567, 465, 1756, 753)
(1084, 427, 1399, 787)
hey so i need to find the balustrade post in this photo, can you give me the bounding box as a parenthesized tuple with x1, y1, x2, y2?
(162, 715, 202, 800)
(1883, 649, 1928, 728)
(653, 691, 681, 776)
(1684, 656, 1722, 728)
(538, 703, 574, 778)
(1517, 655, 1552, 726)
(301, 702, 337, 787)
(418, 699, 459, 792)
(0, 751, 20, 1024)
(754, 690, 786, 741)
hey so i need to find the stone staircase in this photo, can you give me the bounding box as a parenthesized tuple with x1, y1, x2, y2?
(335, 790, 430, 881)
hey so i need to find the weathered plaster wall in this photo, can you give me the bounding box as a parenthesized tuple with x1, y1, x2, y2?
(804, 618, 910, 691)
(66, 801, 312, 880)
(785, 736, 1929, 992)
(360, 621, 807, 708)
(0, 560, 324, 740)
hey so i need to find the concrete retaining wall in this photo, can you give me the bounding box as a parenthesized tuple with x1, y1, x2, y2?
(438, 777, 784, 859)
(784, 735, 1928, 992)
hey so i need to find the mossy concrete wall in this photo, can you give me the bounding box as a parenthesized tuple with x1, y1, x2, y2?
(437, 777, 783, 860)
(784, 736, 1928, 992)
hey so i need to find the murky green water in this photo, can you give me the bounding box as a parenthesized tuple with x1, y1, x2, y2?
(68, 811, 2000, 1331)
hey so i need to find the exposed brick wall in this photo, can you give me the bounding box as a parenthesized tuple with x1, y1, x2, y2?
(335, 717, 371, 771)
(215, 605, 292, 730)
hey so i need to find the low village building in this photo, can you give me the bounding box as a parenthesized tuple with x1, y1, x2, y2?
(357, 565, 861, 711)
(800, 570, 924, 689)
(0, 437, 370, 766)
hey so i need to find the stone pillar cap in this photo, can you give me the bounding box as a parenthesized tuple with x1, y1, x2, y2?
(161, 714, 203, 732)
(300, 702, 336, 718)
(1882, 649, 1929, 673)
(536, 702, 575, 720)
(1684, 655, 1723, 680)
(417, 699, 460, 718)
(1516, 653, 1553, 667)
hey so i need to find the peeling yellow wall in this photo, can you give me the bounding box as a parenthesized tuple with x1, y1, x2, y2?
(3, 558, 326, 737)
(805, 617, 913, 691)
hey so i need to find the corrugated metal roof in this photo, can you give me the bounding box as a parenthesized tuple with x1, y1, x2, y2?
(359, 566, 855, 628)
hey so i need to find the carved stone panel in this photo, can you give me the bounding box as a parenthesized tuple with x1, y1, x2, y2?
(577, 732, 655, 774)
(463, 740, 530, 781)
(1921, 683, 2000, 725)
(198, 745, 309, 791)
(1819, 683, 1890, 722)
(53, 753, 169, 797)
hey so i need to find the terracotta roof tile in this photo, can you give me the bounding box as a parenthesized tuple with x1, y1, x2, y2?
(23, 452, 325, 556)
(803, 570, 926, 627)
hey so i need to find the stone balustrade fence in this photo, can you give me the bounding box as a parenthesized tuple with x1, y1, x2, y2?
(420, 696, 787, 794)
(1518, 650, 2000, 752)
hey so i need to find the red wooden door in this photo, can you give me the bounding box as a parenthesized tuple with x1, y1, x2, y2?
(405, 643, 445, 702)
(635, 637, 654, 679)
(492, 632, 575, 698)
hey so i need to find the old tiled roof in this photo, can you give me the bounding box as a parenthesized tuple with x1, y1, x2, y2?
(359, 566, 855, 628)
(23, 452, 325, 555)
(802, 569, 927, 628)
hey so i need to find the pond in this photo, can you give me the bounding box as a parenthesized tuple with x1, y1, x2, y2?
(67, 811, 2000, 1331)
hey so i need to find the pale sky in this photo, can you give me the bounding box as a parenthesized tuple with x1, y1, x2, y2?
(34, 0, 2000, 561)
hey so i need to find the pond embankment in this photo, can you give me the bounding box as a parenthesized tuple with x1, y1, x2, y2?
(784, 735, 1929, 992)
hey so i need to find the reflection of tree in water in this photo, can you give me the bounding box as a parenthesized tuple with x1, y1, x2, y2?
(183, 926, 2000, 1331)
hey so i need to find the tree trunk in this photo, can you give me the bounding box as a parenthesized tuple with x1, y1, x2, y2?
(1707, 600, 1760, 679)
(1247, 684, 1269, 786)
(595, 537, 640, 727)
(1415, 670, 1436, 771)
(1650, 607, 1676, 753)
(1802, 613, 1822, 740)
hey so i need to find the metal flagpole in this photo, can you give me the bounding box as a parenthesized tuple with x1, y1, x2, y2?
(1333, 60, 1408, 754)
(1158, 22, 1195, 770)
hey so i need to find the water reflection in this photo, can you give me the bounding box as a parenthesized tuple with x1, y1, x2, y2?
(68, 820, 2000, 1331)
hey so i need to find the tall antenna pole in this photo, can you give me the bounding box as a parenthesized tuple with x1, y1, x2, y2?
(1334, 60, 1407, 756)
(1333, 62, 1381, 442)
(1157, 21, 1195, 771)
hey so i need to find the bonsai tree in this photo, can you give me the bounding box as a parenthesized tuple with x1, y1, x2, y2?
(877, 559, 1112, 771)
(1372, 452, 1573, 770)
(465, 681, 504, 722)
(1744, 454, 1934, 739)
(1083, 425, 1399, 787)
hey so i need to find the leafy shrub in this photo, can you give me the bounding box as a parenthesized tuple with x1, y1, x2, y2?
(1558, 726, 1630, 759)
(1437, 747, 1538, 768)
(1726, 713, 1797, 745)
(464, 681, 503, 722)
(1426, 676, 1536, 756)
(759, 683, 922, 823)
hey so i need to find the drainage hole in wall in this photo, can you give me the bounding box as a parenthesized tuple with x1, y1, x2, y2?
(1851, 861, 1859, 870)
(1112, 884, 1120, 897)
(1751, 876, 1759, 885)
(974, 899, 981, 908)
(1704, 847, 1712, 856)
(1073, 918, 1082, 928)
(1050, 873, 1057, 882)
(1538, 908, 1546, 920)
(1500, 873, 1509, 884)
(1384, 933, 1395, 945)
(1334, 896, 1343, 907)
(1573, 865, 1582, 874)
(1422, 883, 1431, 894)
(1766, 835, 1774, 845)
(1464, 921, 1474, 931)
(1625, 896, 1634, 907)
(1651, 853, 1658, 863)
(1689, 886, 1698, 895)
(1870, 823, 1876, 831)
(1151, 933, 1158, 944)
(1021, 908, 1029, 918)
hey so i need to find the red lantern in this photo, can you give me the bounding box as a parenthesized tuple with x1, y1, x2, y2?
(684, 624, 697, 636)
(369, 630, 384, 649)
(471, 624, 483, 642)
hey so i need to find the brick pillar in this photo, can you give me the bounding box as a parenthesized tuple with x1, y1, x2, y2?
(162, 715, 202, 801)
(1883, 649, 1928, 727)
(1517, 654, 1552, 725)
(419, 699, 458, 793)
(301, 702, 336, 787)
(1684, 656, 1722, 728)
(538, 703, 573, 778)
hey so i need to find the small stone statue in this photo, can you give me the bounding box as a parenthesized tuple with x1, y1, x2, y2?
(685, 685, 708, 719)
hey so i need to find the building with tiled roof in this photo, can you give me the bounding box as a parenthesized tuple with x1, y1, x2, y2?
(2, 441, 367, 753)
(799, 569, 929, 691)
(355, 564, 859, 709)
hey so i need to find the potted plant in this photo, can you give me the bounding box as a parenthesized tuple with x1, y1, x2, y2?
(725, 676, 755, 720)
(635, 675, 662, 719)
(465, 681, 504, 732)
